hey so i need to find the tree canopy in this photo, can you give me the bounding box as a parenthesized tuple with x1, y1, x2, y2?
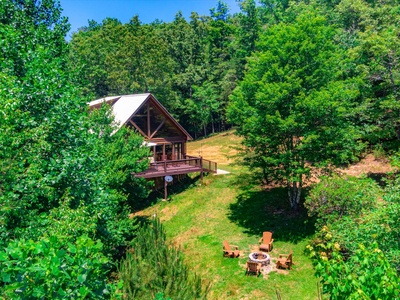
(228, 8, 364, 208)
(1, 0, 150, 297)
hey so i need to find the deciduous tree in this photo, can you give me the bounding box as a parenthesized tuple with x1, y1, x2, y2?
(228, 9, 364, 209)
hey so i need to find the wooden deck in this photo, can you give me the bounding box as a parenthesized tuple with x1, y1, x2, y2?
(134, 156, 217, 179)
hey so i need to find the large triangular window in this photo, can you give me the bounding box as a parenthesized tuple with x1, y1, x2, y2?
(131, 100, 185, 138)
(131, 104, 148, 135)
(152, 117, 185, 138)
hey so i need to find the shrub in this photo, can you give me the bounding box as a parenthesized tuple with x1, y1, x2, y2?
(305, 175, 381, 228)
(119, 218, 210, 300)
(318, 173, 400, 272)
(327, 203, 400, 272)
(306, 173, 400, 297)
(308, 237, 400, 299)
(0, 235, 115, 299)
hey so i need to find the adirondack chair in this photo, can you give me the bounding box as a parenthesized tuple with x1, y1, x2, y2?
(276, 251, 293, 270)
(259, 231, 274, 252)
(246, 261, 261, 276)
(222, 240, 240, 258)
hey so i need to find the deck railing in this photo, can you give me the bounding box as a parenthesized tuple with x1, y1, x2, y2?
(135, 155, 217, 178)
(148, 156, 217, 173)
(185, 155, 218, 173)
(149, 157, 200, 172)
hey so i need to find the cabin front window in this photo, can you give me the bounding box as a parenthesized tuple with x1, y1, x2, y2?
(155, 145, 164, 161)
(153, 142, 184, 161)
(131, 105, 148, 135)
(165, 144, 173, 160)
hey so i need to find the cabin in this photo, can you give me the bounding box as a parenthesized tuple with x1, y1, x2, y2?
(88, 93, 217, 181)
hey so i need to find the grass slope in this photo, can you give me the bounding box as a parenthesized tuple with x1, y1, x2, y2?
(187, 130, 242, 170)
(135, 130, 318, 300)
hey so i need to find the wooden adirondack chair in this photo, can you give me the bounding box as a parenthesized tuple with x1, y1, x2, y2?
(222, 240, 240, 258)
(259, 231, 274, 252)
(276, 251, 293, 270)
(246, 261, 261, 276)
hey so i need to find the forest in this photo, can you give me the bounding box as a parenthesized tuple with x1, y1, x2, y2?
(0, 0, 399, 299)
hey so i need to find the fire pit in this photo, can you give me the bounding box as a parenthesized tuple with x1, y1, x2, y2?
(249, 252, 270, 266)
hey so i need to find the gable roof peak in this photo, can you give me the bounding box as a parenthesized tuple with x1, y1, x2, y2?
(88, 93, 192, 140)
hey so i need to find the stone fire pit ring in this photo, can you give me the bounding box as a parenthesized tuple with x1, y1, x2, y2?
(248, 252, 270, 266)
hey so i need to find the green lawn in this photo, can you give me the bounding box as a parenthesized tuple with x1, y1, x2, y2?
(135, 133, 319, 299)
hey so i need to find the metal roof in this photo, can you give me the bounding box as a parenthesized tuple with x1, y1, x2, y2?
(89, 93, 151, 129)
(87, 95, 121, 107)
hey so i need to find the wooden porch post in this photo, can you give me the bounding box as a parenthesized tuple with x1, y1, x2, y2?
(163, 144, 166, 160)
(164, 179, 168, 200)
(200, 156, 203, 183)
(147, 101, 150, 137)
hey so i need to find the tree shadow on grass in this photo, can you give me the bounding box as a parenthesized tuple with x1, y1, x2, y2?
(228, 187, 315, 244)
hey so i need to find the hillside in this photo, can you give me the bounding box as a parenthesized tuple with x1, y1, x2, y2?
(188, 130, 393, 178)
(186, 130, 242, 168)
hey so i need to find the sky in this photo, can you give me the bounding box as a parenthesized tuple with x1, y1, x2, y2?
(60, 0, 242, 39)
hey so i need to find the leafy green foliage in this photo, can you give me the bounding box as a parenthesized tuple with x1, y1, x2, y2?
(0, 235, 114, 299)
(119, 218, 210, 299)
(328, 205, 400, 273)
(228, 8, 364, 208)
(305, 175, 380, 228)
(308, 239, 399, 299)
(154, 292, 172, 300)
(306, 171, 400, 298)
(0, 0, 151, 257)
(335, 0, 400, 148)
(0, 0, 96, 248)
(66, 0, 400, 145)
(306, 171, 400, 270)
(0, 1, 151, 297)
(233, 0, 260, 80)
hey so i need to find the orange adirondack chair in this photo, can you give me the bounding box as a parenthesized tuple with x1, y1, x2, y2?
(222, 240, 240, 258)
(246, 261, 261, 276)
(259, 231, 274, 252)
(276, 251, 293, 270)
